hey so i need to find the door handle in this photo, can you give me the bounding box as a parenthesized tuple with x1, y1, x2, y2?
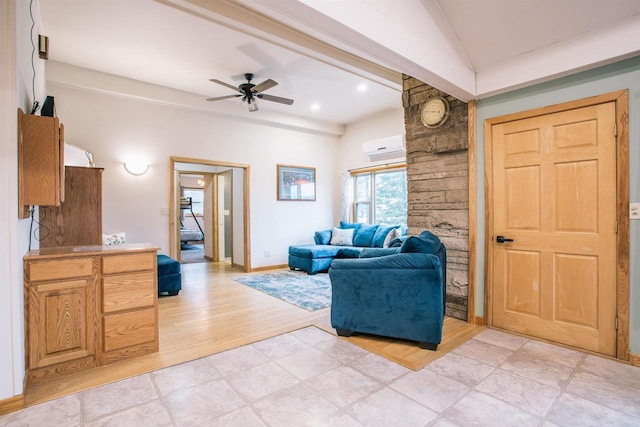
(496, 235, 514, 243)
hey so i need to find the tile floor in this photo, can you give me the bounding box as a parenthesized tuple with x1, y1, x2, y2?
(2, 327, 640, 426)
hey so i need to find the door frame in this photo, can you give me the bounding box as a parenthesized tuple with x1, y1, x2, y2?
(170, 156, 251, 272)
(483, 90, 630, 360)
(213, 169, 233, 262)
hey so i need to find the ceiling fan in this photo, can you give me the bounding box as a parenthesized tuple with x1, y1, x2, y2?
(206, 73, 294, 112)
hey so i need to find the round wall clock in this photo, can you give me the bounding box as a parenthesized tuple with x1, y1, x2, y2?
(421, 96, 450, 128)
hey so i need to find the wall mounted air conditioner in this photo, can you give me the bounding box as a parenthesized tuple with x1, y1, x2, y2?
(362, 134, 405, 159)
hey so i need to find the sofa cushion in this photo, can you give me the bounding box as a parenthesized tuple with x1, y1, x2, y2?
(289, 244, 343, 259)
(400, 231, 442, 254)
(353, 224, 378, 247)
(330, 227, 354, 246)
(388, 235, 407, 248)
(359, 247, 401, 258)
(339, 221, 362, 233)
(371, 224, 396, 247)
(336, 247, 363, 258)
(314, 229, 332, 245)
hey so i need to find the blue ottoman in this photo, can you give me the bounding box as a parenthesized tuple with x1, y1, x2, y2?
(288, 245, 343, 274)
(157, 255, 181, 296)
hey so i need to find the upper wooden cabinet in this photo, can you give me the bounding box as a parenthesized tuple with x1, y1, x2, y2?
(39, 166, 103, 248)
(18, 108, 65, 219)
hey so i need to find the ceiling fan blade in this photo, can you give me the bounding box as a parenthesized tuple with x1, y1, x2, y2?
(209, 79, 241, 93)
(252, 79, 278, 93)
(206, 94, 241, 102)
(257, 93, 294, 105)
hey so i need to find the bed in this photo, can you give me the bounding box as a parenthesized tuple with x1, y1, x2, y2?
(180, 197, 204, 243)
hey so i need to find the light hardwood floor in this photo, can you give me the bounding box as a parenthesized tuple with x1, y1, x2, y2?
(24, 261, 482, 407)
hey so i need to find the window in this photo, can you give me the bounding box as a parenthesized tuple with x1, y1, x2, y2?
(353, 167, 407, 224)
(182, 188, 204, 216)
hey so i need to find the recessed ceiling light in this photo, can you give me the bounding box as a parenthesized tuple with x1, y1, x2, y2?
(310, 103, 321, 111)
(357, 83, 368, 93)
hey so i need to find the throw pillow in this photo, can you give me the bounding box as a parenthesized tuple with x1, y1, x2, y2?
(353, 224, 379, 247)
(314, 229, 332, 245)
(330, 227, 354, 246)
(383, 227, 402, 248)
(103, 232, 126, 245)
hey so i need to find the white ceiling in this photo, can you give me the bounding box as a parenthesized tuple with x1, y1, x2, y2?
(39, 0, 640, 128)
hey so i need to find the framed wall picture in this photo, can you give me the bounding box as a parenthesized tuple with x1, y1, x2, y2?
(277, 164, 316, 201)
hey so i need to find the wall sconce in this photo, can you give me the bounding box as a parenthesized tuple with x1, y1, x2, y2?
(196, 177, 205, 187)
(124, 159, 149, 176)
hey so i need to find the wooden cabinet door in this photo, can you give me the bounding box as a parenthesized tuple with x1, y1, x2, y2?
(17, 108, 64, 218)
(27, 278, 97, 369)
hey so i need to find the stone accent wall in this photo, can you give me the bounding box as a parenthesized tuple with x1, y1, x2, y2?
(402, 75, 469, 321)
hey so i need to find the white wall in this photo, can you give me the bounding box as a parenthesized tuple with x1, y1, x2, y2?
(336, 107, 405, 220)
(1, 0, 47, 400)
(47, 74, 340, 269)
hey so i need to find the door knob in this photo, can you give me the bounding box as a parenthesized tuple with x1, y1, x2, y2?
(496, 235, 514, 243)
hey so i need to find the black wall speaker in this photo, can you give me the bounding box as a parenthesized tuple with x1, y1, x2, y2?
(41, 96, 55, 117)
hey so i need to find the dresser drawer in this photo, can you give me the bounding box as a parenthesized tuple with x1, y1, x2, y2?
(103, 272, 155, 314)
(102, 252, 155, 274)
(103, 308, 156, 351)
(27, 257, 93, 282)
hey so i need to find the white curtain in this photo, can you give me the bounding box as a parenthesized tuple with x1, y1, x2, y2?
(340, 171, 353, 222)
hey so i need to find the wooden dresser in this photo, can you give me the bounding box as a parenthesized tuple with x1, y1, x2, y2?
(23, 243, 159, 384)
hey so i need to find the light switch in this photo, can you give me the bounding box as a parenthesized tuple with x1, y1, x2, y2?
(630, 203, 640, 219)
(160, 207, 169, 216)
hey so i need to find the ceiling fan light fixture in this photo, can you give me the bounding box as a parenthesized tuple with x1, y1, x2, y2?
(247, 97, 258, 112)
(207, 73, 294, 112)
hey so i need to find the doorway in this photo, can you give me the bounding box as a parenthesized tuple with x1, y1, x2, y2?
(170, 157, 251, 272)
(178, 173, 209, 264)
(484, 90, 629, 359)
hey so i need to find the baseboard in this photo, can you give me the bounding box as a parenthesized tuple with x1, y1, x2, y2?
(630, 352, 640, 367)
(472, 316, 485, 325)
(250, 264, 288, 272)
(0, 394, 24, 415)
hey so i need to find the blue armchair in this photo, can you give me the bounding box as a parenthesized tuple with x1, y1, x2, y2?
(328, 231, 446, 350)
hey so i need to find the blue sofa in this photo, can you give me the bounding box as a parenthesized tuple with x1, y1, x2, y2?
(288, 222, 407, 274)
(329, 230, 446, 350)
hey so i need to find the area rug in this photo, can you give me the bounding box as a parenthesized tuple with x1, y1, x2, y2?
(233, 271, 331, 311)
(180, 244, 208, 264)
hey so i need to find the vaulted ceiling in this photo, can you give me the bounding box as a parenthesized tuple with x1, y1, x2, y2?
(40, 0, 640, 128)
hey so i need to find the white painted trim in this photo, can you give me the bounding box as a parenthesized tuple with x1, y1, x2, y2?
(236, 0, 475, 100)
(476, 17, 640, 98)
(0, 0, 24, 400)
(236, 0, 640, 101)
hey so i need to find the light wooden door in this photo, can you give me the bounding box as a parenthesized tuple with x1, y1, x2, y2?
(491, 102, 617, 355)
